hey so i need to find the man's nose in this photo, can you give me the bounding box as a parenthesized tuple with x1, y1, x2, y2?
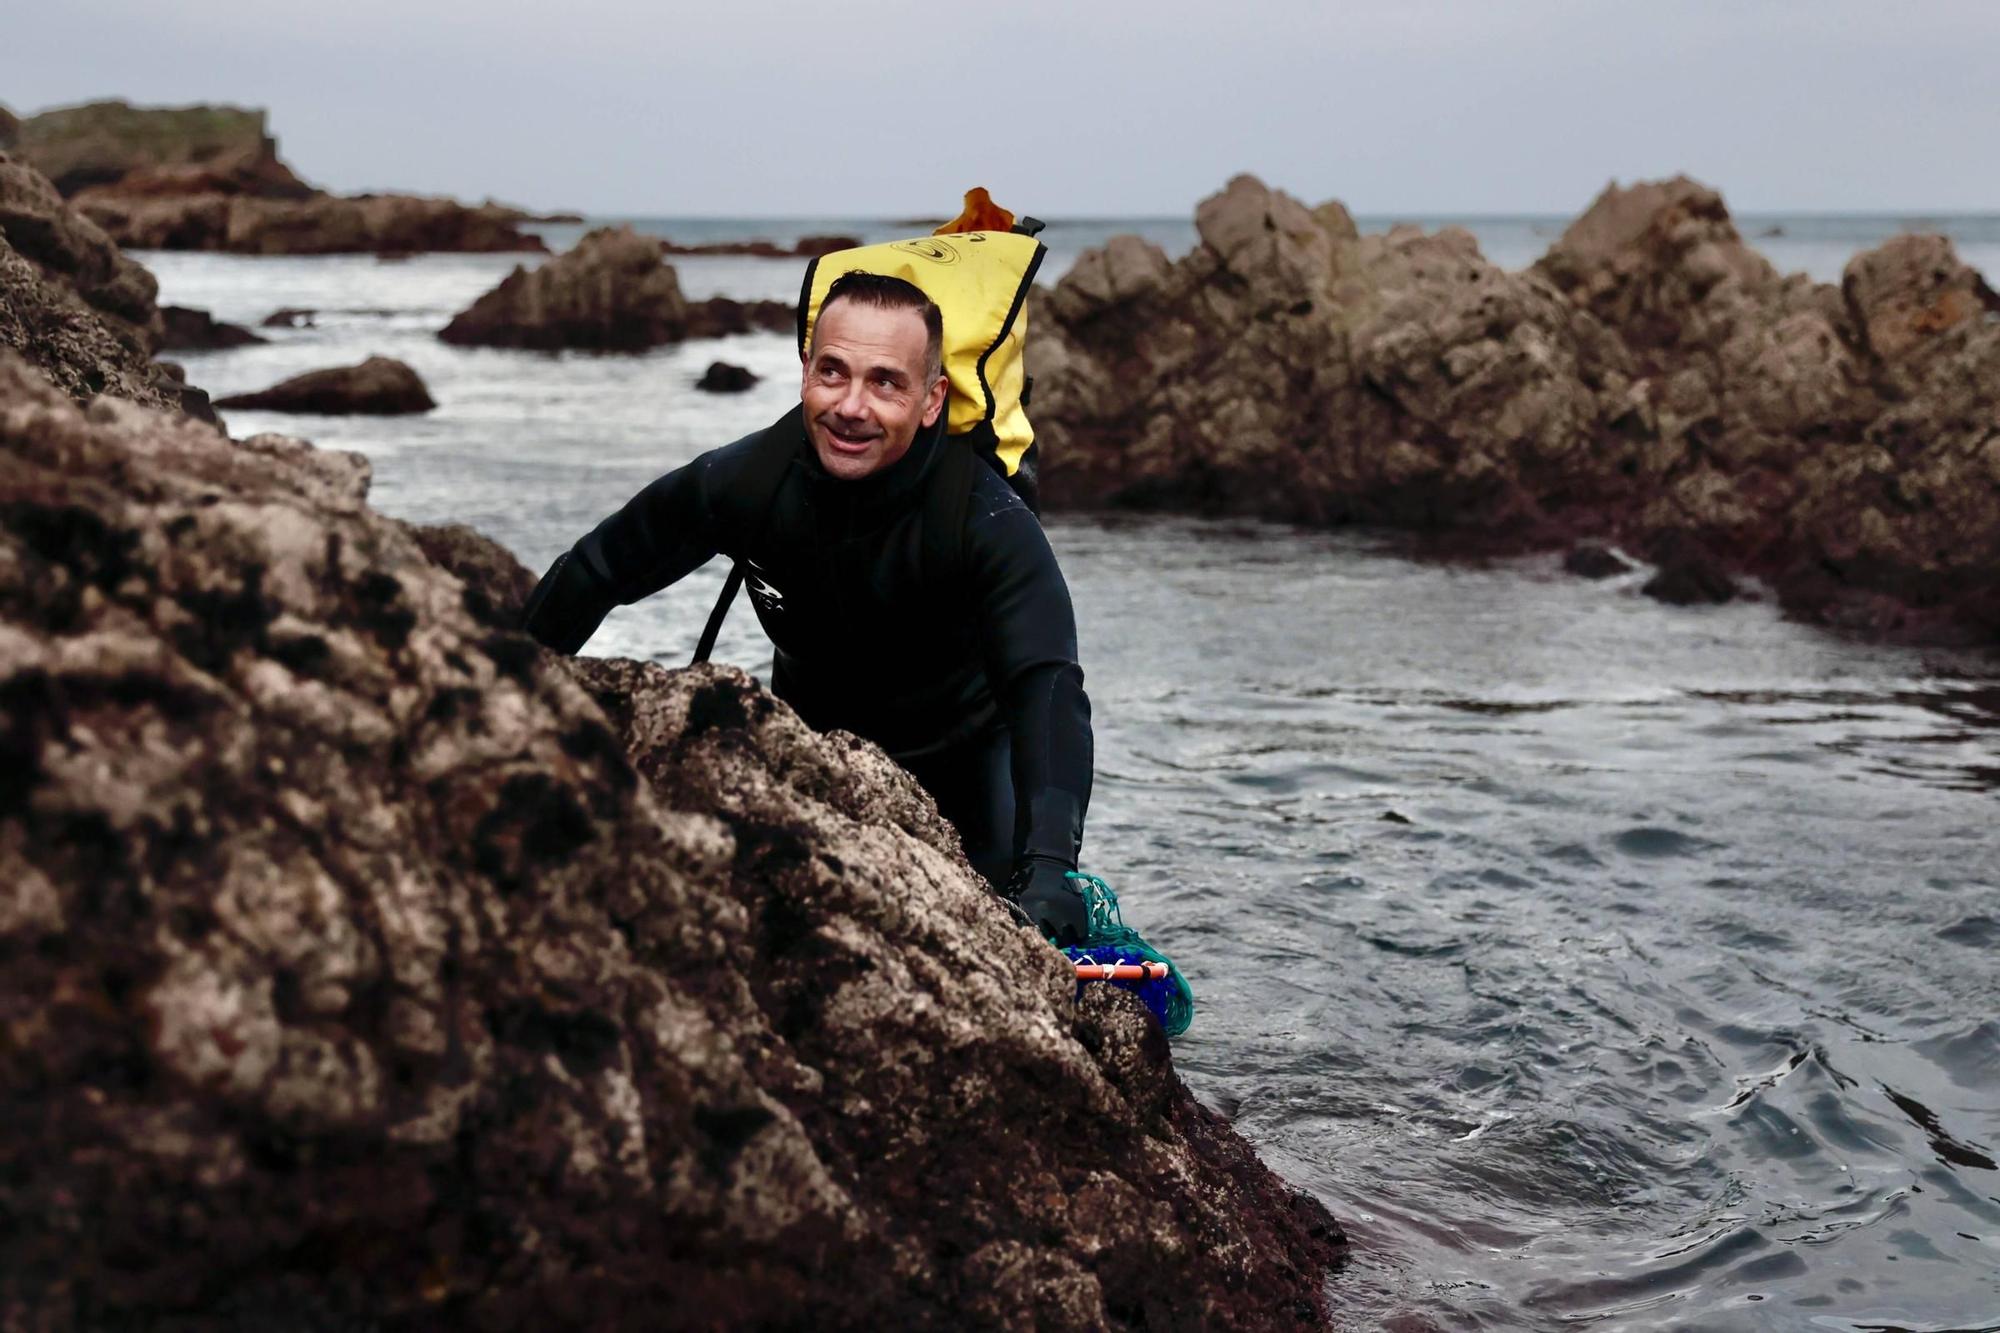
(835, 378, 871, 418)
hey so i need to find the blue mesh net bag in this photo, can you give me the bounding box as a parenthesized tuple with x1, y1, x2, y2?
(1059, 872, 1195, 1038)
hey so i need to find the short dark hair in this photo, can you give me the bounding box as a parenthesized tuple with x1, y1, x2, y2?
(815, 272, 944, 384)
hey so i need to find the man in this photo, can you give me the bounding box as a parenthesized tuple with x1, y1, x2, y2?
(521, 272, 1093, 944)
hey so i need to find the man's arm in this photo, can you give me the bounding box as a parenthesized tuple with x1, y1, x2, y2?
(968, 498, 1096, 943)
(522, 432, 759, 653)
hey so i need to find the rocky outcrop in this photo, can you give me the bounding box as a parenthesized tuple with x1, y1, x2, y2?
(440, 226, 690, 350)
(1033, 173, 2000, 641)
(440, 227, 790, 351)
(10, 100, 547, 255)
(0, 349, 1344, 1328)
(159, 304, 265, 350)
(5, 100, 310, 198)
(214, 355, 437, 414)
(0, 151, 210, 418)
(75, 190, 548, 257)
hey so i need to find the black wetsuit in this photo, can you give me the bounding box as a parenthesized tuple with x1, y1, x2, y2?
(522, 417, 1093, 891)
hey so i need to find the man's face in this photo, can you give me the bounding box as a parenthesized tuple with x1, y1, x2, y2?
(800, 299, 946, 482)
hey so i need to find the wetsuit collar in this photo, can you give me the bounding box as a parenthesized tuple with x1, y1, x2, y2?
(796, 409, 947, 526)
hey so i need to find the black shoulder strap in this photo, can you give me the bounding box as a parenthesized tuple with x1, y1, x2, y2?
(922, 426, 980, 594)
(691, 406, 805, 665)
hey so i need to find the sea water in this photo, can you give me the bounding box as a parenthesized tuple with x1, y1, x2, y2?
(147, 217, 2000, 1331)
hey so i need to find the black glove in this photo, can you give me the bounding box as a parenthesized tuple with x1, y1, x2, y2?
(1007, 855, 1089, 946)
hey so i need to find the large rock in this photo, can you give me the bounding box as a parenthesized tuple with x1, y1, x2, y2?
(0, 350, 1345, 1328)
(0, 151, 209, 418)
(1033, 173, 2000, 641)
(1033, 173, 1621, 532)
(214, 355, 437, 414)
(439, 226, 784, 351)
(440, 226, 688, 350)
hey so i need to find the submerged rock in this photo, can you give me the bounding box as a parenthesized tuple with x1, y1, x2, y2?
(1034, 173, 2000, 641)
(0, 350, 1345, 1328)
(214, 355, 436, 414)
(1563, 544, 1634, 579)
(1640, 532, 1739, 605)
(159, 304, 265, 350)
(696, 360, 759, 392)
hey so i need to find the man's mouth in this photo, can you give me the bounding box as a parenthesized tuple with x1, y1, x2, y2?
(821, 420, 879, 453)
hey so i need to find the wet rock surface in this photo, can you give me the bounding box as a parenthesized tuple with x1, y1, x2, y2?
(0, 150, 210, 419)
(214, 355, 437, 415)
(1034, 173, 2000, 641)
(441, 227, 790, 352)
(0, 351, 1345, 1328)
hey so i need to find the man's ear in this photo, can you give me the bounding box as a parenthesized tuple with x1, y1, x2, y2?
(921, 375, 947, 428)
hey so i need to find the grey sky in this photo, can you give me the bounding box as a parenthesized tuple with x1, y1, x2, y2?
(10, 0, 1998, 217)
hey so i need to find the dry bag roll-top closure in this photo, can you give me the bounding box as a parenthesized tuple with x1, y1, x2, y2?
(691, 196, 1048, 665)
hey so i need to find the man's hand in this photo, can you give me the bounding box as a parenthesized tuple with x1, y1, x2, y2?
(1007, 856, 1089, 946)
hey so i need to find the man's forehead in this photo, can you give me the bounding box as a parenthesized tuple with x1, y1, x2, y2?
(809, 300, 929, 366)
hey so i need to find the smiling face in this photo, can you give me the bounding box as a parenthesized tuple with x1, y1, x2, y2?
(800, 298, 948, 482)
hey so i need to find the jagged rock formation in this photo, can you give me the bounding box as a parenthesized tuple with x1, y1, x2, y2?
(0, 349, 1345, 1329)
(214, 355, 437, 414)
(440, 227, 791, 351)
(8, 100, 547, 256)
(1033, 173, 2000, 641)
(0, 150, 210, 418)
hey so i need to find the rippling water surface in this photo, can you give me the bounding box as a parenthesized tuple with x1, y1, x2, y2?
(151, 242, 2000, 1332)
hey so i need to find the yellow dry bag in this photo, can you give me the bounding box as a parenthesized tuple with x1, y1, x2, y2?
(797, 190, 1046, 482)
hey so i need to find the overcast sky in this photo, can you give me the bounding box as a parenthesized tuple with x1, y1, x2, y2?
(9, 0, 1998, 217)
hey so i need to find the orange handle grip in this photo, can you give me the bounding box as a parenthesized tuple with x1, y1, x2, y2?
(1073, 961, 1171, 982)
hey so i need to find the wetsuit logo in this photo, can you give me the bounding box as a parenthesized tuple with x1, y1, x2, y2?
(745, 562, 785, 614)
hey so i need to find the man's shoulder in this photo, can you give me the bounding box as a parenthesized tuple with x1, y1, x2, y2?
(677, 418, 801, 520)
(961, 463, 1054, 563)
(965, 461, 1034, 525)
